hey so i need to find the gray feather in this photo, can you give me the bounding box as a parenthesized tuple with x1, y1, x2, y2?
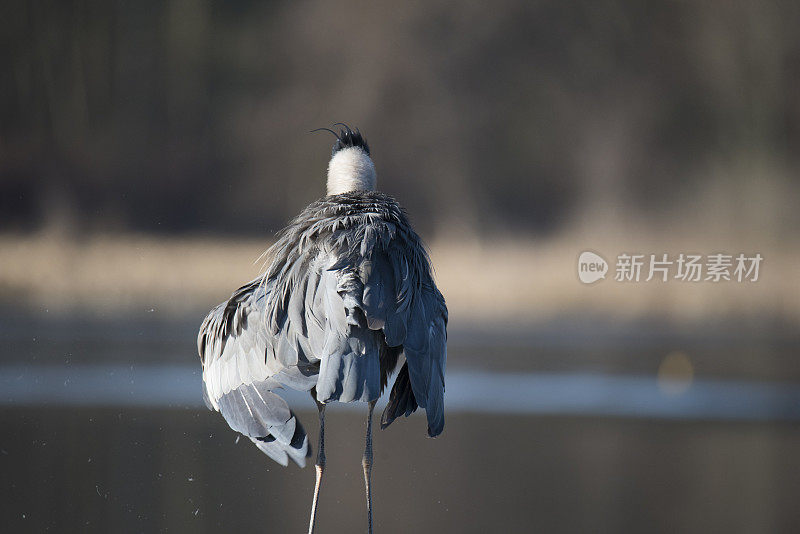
(198, 280, 311, 466)
(316, 326, 382, 403)
(250, 420, 310, 468)
(217, 382, 293, 442)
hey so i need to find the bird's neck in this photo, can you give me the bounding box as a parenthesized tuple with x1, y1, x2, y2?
(326, 147, 376, 195)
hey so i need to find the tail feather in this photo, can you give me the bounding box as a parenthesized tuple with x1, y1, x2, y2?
(380, 362, 418, 429)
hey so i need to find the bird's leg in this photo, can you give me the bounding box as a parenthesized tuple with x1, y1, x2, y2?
(362, 400, 377, 534)
(308, 401, 326, 534)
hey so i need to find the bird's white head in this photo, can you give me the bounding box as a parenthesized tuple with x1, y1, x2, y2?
(320, 125, 376, 196)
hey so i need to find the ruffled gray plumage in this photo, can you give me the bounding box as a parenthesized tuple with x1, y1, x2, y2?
(198, 191, 448, 467)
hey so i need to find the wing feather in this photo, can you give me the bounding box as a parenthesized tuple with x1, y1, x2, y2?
(198, 280, 310, 467)
(361, 238, 448, 436)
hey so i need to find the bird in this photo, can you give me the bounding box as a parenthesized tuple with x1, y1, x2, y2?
(197, 124, 447, 534)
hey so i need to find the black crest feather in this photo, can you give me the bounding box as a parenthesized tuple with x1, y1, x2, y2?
(317, 123, 370, 157)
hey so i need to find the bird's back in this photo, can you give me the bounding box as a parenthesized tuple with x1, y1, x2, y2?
(264, 191, 446, 400)
(198, 190, 447, 466)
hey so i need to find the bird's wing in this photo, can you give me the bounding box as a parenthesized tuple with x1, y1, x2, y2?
(360, 240, 448, 437)
(198, 279, 311, 467)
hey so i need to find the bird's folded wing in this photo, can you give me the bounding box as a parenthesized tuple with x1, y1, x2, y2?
(197, 279, 310, 466)
(361, 241, 448, 437)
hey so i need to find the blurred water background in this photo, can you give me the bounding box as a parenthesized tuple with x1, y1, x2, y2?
(2, 1, 800, 532)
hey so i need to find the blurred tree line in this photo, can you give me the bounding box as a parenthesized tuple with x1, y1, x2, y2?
(1, 0, 798, 238)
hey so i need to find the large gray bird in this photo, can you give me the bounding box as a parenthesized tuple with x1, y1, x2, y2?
(197, 125, 447, 534)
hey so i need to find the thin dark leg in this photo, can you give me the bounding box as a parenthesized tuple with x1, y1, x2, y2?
(362, 400, 376, 534)
(308, 401, 326, 534)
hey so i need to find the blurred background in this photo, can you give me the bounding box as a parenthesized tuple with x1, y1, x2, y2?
(2, 0, 799, 532)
